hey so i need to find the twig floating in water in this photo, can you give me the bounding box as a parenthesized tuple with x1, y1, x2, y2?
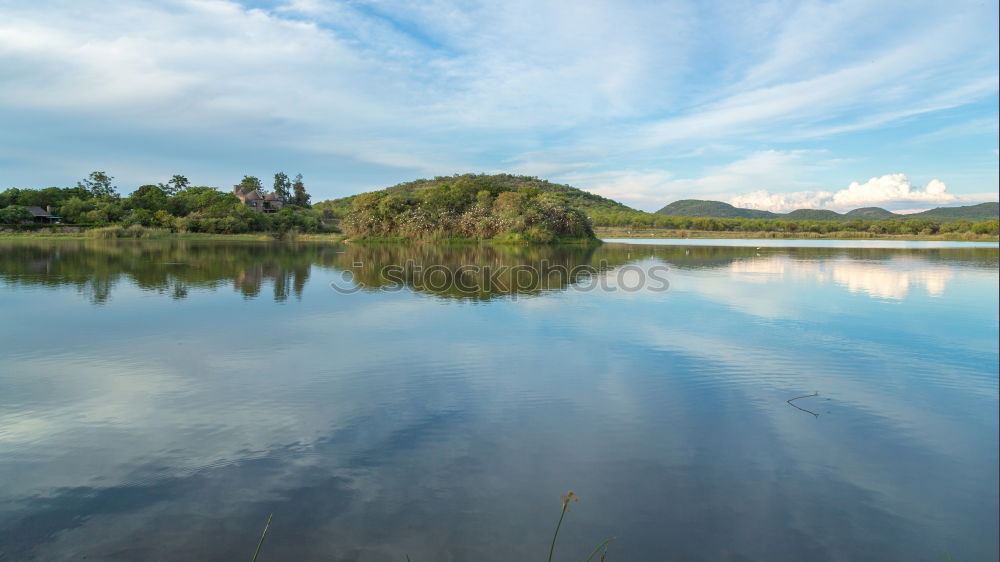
(787, 392, 820, 417)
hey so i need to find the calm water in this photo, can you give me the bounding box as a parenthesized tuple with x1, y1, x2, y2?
(0, 240, 997, 561)
(602, 237, 1000, 248)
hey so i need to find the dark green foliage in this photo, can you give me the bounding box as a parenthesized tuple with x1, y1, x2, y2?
(325, 173, 636, 218)
(238, 175, 263, 192)
(292, 173, 310, 207)
(341, 175, 595, 242)
(0, 205, 33, 224)
(167, 186, 241, 218)
(126, 184, 170, 212)
(0, 172, 334, 234)
(589, 211, 999, 236)
(162, 174, 190, 196)
(57, 197, 95, 223)
(0, 186, 91, 209)
(76, 171, 117, 199)
(273, 172, 292, 204)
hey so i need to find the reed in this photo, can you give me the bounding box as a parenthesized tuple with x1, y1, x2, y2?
(251, 513, 272, 562)
(249, 494, 615, 561)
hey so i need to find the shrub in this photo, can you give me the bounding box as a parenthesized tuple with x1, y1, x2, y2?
(86, 225, 126, 238)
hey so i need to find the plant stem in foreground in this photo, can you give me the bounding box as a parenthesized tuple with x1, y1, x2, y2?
(251, 513, 273, 562)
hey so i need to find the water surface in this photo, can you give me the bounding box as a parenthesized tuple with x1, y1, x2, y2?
(0, 240, 997, 561)
(602, 237, 1000, 248)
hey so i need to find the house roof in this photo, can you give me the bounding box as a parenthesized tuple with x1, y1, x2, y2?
(26, 206, 55, 217)
(264, 193, 281, 200)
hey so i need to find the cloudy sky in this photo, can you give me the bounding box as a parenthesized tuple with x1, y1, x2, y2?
(0, 0, 997, 212)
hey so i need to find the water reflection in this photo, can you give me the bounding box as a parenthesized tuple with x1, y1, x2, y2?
(729, 255, 956, 299)
(0, 240, 321, 303)
(0, 240, 995, 303)
(333, 243, 611, 300)
(0, 240, 996, 561)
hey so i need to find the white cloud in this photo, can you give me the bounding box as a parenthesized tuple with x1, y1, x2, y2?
(728, 174, 993, 212)
(833, 175, 951, 207)
(560, 150, 835, 211)
(0, 0, 996, 198)
(572, 151, 995, 213)
(728, 190, 832, 213)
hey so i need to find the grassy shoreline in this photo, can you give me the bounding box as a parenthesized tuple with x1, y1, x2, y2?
(0, 226, 598, 245)
(0, 230, 593, 245)
(2, 227, 997, 244)
(594, 227, 1000, 242)
(0, 229, 350, 243)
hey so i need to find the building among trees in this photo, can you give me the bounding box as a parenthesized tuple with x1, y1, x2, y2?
(26, 206, 61, 223)
(233, 186, 284, 213)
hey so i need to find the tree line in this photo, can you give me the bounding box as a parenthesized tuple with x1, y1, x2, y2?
(0, 171, 334, 234)
(588, 210, 999, 236)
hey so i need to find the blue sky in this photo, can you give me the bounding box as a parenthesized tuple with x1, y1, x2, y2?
(0, 0, 997, 212)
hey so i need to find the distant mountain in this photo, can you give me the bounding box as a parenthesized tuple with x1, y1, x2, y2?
(844, 207, 895, 219)
(782, 209, 843, 221)
(655, 199, 999, 222)
(655, 199, 779, 219)
(905, 202, 999, 221)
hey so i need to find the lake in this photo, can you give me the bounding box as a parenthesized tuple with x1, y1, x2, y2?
(0, 239, 997, 561)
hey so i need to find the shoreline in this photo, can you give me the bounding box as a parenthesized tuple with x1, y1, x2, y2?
(0, 228, 598, 245)
(2, 228, 998, 244)
(0, 230, 350, 243)
(593, 227, 999, 242)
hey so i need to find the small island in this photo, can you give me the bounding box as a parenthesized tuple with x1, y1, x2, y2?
(326, 174, 599, 244)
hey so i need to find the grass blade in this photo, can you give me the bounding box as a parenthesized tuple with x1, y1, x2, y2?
(251, 513, 273, 562)
(582, 537, 616, 562)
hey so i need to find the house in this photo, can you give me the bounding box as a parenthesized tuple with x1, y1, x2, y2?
(26, 206, 61, 224)
(233, 186, 285, 213)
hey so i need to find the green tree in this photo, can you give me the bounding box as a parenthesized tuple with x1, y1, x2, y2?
(127, 184, 169, 212)
(85, 200, 125, 224)
(0, 188, 20, 208)
(77, 171, 117, 199)
(162, 175, 190, 196)
(153, 209, 176, 229)
(238, 175, 263, 192)
(123, 209, 155, 226)
(292, 173, 310, 207)
(57, 197, 95, 223)
(273, 172, 291, 203)
(168, 186, 237, 217)
(0, 205, 32, 224)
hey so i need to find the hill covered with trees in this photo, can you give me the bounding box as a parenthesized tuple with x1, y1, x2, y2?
(905, 202, 999, 221)
(318, 174, 634, 217)
(318, 174, 599, 243)
(655, 199, 780, 219)
(844, 207, 897, 219)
